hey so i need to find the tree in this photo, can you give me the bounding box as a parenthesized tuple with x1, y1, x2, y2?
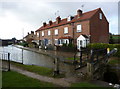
(109, 33, 114, 44)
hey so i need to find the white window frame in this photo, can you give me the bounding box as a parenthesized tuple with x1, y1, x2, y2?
(37, 32, 39, 37)
(99, 13, 102, 20)
(54, 39, 58, 45)
(48, 30, 51, 36)
(54, 29, 58, 35)
(64, 27, 68, 34)
(77, 24, 82, 32)
(42, 31, 44, 36)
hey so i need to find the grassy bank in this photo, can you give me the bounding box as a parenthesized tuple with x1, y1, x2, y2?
(71, 82, 113, 89)
(108, 59, 120, 65)
(9, 61, 65, 78)
(11, 61, 53, 77)
(2, 71, 57, 87)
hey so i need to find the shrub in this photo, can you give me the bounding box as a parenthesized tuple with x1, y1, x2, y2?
(62, 43, 67, 47)
(87, 43, 108, 49)
(87, 43, 120, 57)
(68, 43, 75, 48)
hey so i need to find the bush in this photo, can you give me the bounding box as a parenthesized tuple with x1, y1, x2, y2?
(68, 43, 75, 48)
(87, 43, 120, 57)
(87, 43, 108, 49)
(18, 42, 28, 47)
(62, 43, 67, 47)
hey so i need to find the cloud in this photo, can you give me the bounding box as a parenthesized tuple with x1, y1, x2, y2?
(0, 1, 118, 39)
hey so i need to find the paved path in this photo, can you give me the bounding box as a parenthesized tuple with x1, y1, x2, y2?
(10, 64, 71, 87)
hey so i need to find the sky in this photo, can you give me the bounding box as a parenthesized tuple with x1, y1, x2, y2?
(0, 0, 119, 39)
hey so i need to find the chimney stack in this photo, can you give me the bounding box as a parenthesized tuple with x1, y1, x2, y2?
(56, 16, 61, 24)
(43, 22, 46, 27)
(49, 20, 53, 25)
(31, 31, 34, 34)
(77, 9, 82, 18)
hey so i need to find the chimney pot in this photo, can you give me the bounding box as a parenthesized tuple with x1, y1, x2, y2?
(56, 16, 61, 24)
(43, 22, 46, 27)
(31, 31, 34, 34)
(77, 9, 82, 17)
(49, 20, 53, 25)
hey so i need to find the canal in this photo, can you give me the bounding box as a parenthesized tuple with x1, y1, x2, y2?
(0, 45, 76, 77)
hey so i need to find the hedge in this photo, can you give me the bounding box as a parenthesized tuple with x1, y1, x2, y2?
(87, 43, 120, 57)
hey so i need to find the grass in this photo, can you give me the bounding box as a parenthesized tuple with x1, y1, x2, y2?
(10, 61, 65, 78)
(11, 61, 53, 77)
(108, 59, 120, 65)
(71, 82, 100, 87)
(2, 71, 57, 87)
(112, 36, 120, 39)
(71, 82, 114, 89)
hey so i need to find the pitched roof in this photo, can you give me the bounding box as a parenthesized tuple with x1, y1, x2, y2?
(82, 34, 89, 38)
(36, 8, 100, 32)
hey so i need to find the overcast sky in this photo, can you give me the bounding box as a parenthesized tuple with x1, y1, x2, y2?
(0, 0, 119, 39)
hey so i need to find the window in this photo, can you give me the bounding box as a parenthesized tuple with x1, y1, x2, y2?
(54, 39, 58, 45)
(99, 13, 102, 20)
(77, 24, 82, 32)
(37, 32, 39, 37)
(48, 30, 51, 36)
(42, 31, 44, 36)
(64, 27, 68, 34)
(48, 40, 51, 44)
(54, 29, 58, 35)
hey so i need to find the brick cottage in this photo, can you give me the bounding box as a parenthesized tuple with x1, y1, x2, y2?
(35, 8, 109, 50)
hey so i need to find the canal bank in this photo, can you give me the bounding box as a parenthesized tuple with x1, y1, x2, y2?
(2, 60, 113, 88)
(1, 45, 78, 78)
(13, 45, 75, 61)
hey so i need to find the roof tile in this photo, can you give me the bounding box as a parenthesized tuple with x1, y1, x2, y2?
(36, 8, 100, 32)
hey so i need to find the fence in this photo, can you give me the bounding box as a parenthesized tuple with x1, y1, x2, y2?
(0, 51, 10, 71)
(74, 48, 117, 70)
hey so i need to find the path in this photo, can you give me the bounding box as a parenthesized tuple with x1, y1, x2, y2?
(10, 64, 71, 87)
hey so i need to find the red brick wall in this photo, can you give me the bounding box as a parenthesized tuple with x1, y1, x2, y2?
(90, 9, 109, 43)
(38, 9, 109, 45)
(73, 21, 90, 44)
(39, 24, 73, 45)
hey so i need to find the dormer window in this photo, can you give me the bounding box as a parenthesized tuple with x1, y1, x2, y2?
(99, 13, 102, 20)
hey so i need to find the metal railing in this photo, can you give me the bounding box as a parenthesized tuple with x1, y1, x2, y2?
(0, 51, 10, 71)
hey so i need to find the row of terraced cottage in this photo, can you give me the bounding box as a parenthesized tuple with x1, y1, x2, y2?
(29, 8, 109, 50)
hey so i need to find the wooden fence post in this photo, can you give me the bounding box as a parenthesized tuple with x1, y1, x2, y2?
(8, 53, 10, 71)
(80, 50, 82, 65)
(53, 57, 59, 76)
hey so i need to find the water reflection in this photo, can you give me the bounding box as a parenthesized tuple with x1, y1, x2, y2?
(0, 45, 76, 77)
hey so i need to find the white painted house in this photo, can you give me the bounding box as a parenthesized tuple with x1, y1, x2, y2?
(77, 35, 90, 50)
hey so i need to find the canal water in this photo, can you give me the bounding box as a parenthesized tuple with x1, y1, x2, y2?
(0, 45, 76, 77)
